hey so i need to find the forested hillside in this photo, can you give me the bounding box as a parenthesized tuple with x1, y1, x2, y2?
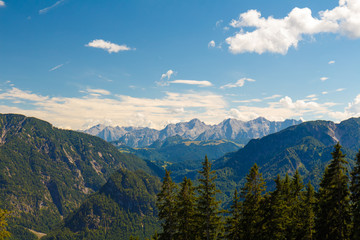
(44, 168, 161, 240)
(0, 114, 161, 238)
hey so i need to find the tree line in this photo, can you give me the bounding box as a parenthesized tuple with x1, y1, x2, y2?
(153, 142, 360, 240)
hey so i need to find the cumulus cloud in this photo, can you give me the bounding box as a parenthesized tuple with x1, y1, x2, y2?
(220, 78, 255, 89)
(320, 77, 329, 81)
(0, 1, 5, 7)
(328, 60, 336, 64)
(161, 70, 174, 80)
(208, 40, 216, 48)
(336, 88, 345, 92)
(226, 0, 360, 54)
(39, 0, 65, 14)
(170, 80, 213, 87)
(86, 39, 133, 53)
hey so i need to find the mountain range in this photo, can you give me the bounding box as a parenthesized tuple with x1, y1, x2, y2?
(84, 118, 302, 147)
(4, 113, 360, 239)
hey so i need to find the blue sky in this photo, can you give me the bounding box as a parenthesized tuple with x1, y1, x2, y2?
(1, 0, 360, 129)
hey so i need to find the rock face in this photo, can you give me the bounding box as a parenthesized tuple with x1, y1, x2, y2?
(0, 113, 157, 234)
(84, 117, 302, 147)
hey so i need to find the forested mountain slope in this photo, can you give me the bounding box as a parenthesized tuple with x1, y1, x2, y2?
(214, 118, 360, 197)
(44, 168, 161, 240)
(0, 114, 160, 237)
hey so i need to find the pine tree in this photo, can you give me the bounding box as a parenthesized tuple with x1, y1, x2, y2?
(350, 150, 360, 240)
(239, 163, 266, 240)
(196, 155, 222, 240)
(224, 189, 242, 240)
(157, 169, 178, 240)
(176, 177, 196, 240)
(315, 142, 351, 240)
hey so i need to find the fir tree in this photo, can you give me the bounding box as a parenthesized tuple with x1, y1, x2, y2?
(239, 163, 266, 240)
(287, 169, 304, 240)
(224, 189, 242, 240)
(196, 155, 222, 240)
(350, 150, 360, 240)
(315, 143, 351, 240)
(299, 181, 315, 240)
(157, 169, 178, 240)
(176, 177, 197, 240)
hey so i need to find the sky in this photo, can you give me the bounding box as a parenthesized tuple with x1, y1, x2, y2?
(1, 0, 360, 130)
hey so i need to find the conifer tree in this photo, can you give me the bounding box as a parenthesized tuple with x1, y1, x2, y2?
(224, 189, 242, 240)
(298, 181, 315, 240)
(157, 169, 178, 240)
(176, 177, 196, 240)
(196, 155, 222, 240)
(350, 150, 360, 240)
(261, 175, 284, 239)
(315, 143, 351, 240)
(287, 169, 304, 240)
(239, 163, 266, 240)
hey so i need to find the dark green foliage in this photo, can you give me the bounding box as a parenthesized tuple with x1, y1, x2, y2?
(175, 177, 196, 240)
(45, 168, 161, 240)
(299, 181, 315, 240)
(316, 143, 351, 240)
(196, 156, 223, 240)
(157, 170, 177, 240)
(224, 189, 241, 240)
(7, 225, 37, 240)
(238, 163, 266, 240)
(350, 150, 360, 239)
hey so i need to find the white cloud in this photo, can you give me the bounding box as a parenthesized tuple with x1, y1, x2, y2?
(264, 94, 282, 100)
(170, 80, 213, 87)
(39, 0, 65, 14)
(322, 91, 328, 95)
(208, 40, 216, 48)
(86, 39, 132, 53)
(220, 78, 255, 89)
(328, 60, 336, 64)
(49, 63, 64, 72)
(306, 94, 317, 98)
(0, 1, 5, 7)
(0, 87, 226, 130)
(216, 20, 223, 28)
(233, 98, 262, 103)
(85, 88, 111, 96)
(320, 77, 329, 81)
(336, 88, 345, 92)
(161, 70, 174, 80)
(226, 0, 360, 54)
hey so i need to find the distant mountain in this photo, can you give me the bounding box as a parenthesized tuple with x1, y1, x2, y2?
(213, 118, 360, 199)
(84, 118, 302, 147)
(44, 168, 161, 240)
(0, 114, 161, 238)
